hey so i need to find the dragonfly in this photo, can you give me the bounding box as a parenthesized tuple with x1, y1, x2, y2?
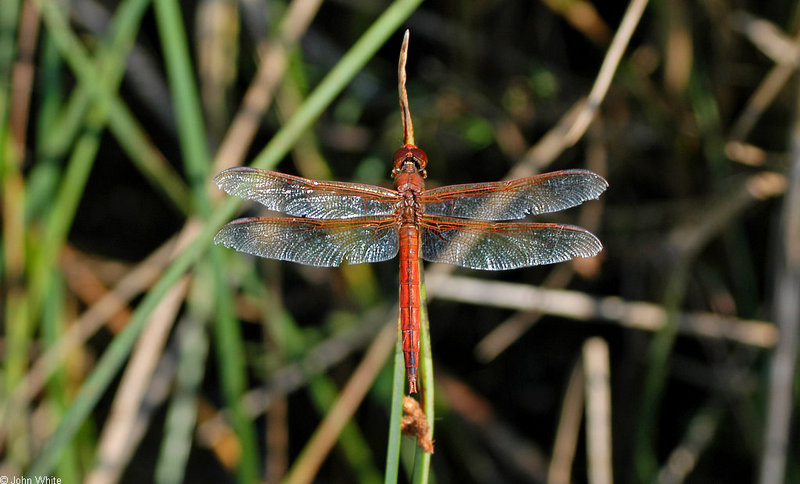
(214, 32, 608, 394)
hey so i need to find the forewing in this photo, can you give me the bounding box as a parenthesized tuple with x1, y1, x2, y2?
(421, 216, 602, 270)
(214, 167, 398, 218)
(215, 217, 399, 267)
(421, 169, 607, 220)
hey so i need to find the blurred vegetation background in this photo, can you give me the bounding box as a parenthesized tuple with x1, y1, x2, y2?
(1, 0, 798, 482)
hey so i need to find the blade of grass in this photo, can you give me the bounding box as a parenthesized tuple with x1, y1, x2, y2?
(28, 0, 422, 474)
(385, 319, 407, 483)
(412, 263, 434, 483)
(153, 0, 212, 212)
(25, 33, 64, 221)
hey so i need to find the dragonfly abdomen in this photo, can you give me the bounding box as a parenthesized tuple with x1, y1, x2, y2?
(398, 223, 421, 394)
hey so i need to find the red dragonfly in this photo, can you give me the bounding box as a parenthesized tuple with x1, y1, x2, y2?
(214, 33, 607, 394)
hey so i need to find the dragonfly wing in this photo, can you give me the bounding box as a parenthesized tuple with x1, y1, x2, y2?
(215, 167, 398, 218)
(421, 216, 601, 270)
(421, 169, 607, 220)
(215, 217, 399, 267)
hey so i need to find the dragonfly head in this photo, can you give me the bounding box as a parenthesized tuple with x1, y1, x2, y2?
(391, 144, 428, 179)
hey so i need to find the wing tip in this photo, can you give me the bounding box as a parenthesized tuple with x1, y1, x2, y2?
(213, 223, 235, 247)
(576, 170, 609, 200)
(214, 218, 261, 247)
(213, 167, 259, 190)
(569, 224, 602, 253)
(212, 168, 233, 190)
(579, 235, 603, 258)
(544, 225, 603, 264)
(558, 169, 609, 200)
(590, 172, 609, 199)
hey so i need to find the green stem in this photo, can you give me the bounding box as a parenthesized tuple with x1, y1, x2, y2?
(385, 319, 407, 483)
(412, 260, 433, 483)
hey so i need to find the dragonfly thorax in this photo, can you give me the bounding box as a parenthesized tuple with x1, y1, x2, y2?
(390, 190, 420, 232)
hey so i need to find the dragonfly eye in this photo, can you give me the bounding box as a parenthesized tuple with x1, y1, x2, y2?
(392, 144, 428, 176)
